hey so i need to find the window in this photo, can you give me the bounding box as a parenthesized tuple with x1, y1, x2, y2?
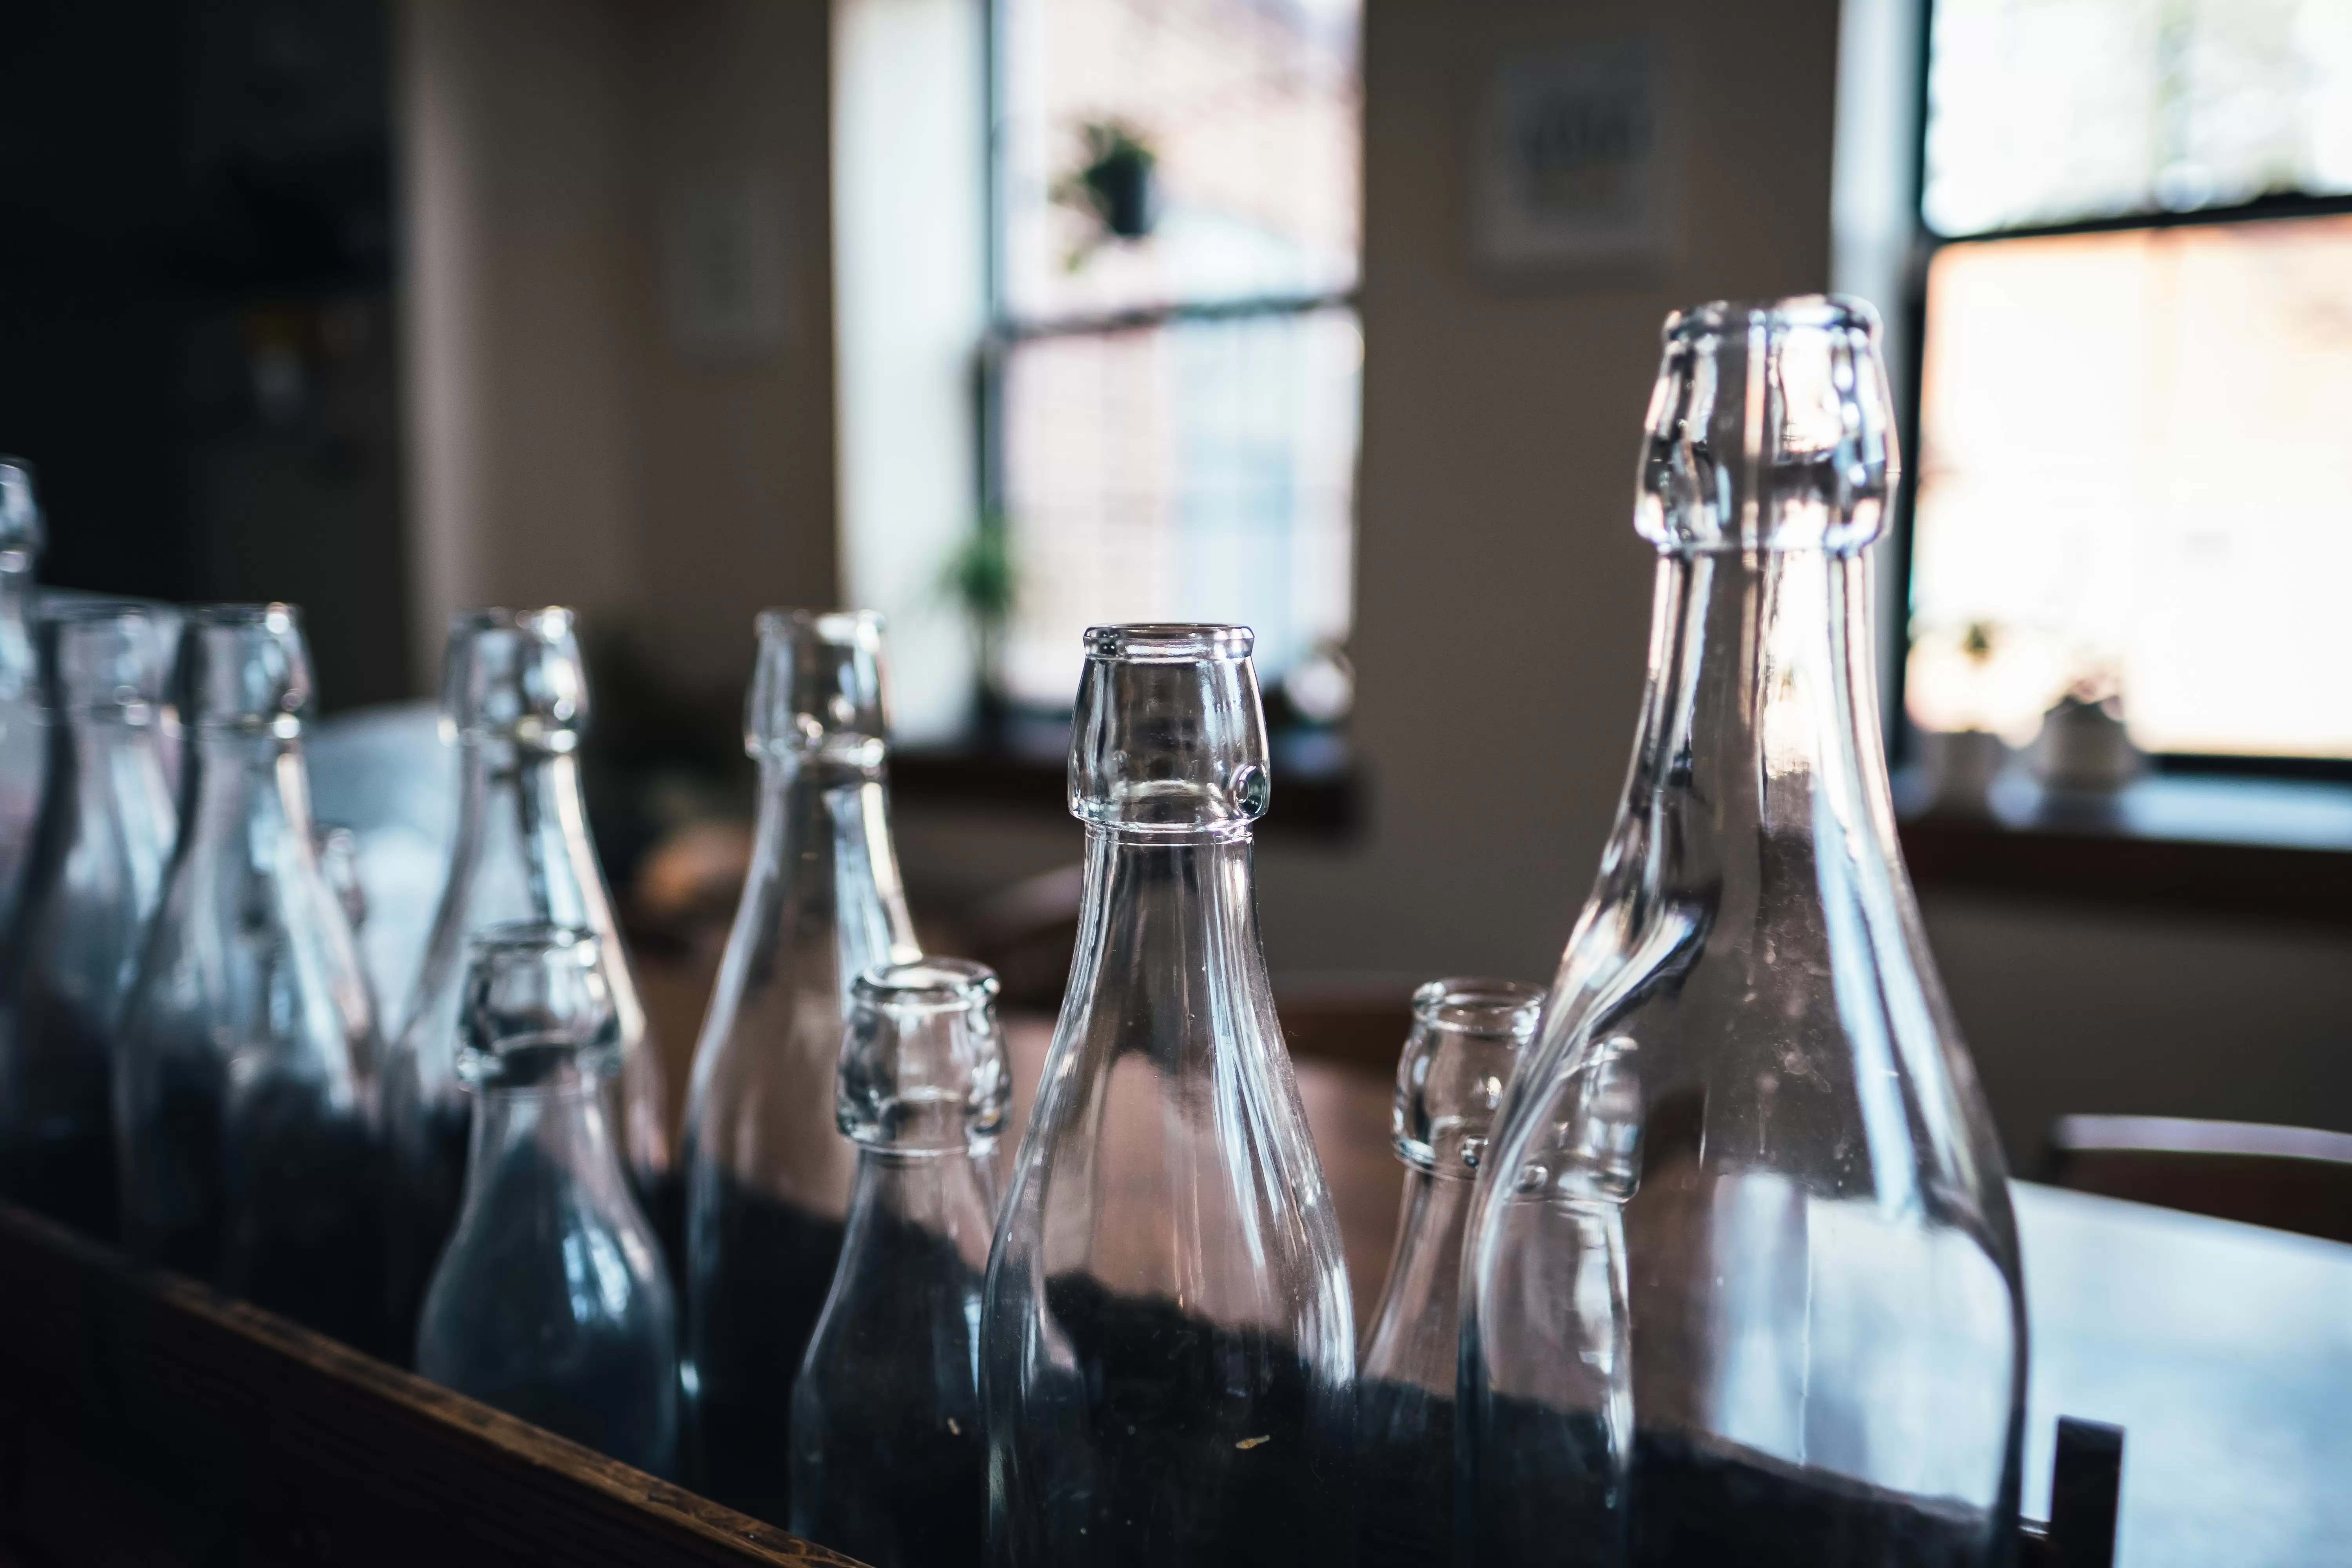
(1904, 0, 2352, 763)
(985, 0, 1362, 711)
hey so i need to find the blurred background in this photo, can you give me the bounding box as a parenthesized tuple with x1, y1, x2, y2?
(3, 0, 2348, 1167)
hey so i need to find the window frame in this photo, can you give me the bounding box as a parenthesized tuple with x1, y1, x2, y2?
(973, 0, 1364, 714)
(1898, 0, 2352, 784)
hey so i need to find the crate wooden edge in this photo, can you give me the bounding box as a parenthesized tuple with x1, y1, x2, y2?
(0, 1203, 863, 1568)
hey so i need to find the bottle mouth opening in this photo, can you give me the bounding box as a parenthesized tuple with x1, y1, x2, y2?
(1663, 294, 1879, 343)
(1084, 623, 1254, 662)
(1413, 976, 1545, 1034)
(470, 920, 598, 962)
(853, 956, 999, 1013)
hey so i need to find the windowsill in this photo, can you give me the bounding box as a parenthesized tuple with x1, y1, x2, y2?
(893, 721, 1363, 842)
(1895, 769, 2352, 924)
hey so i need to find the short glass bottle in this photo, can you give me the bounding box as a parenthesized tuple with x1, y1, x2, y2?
(416, 923, 679, 1476)
(682, 608, 919, 1521)
(385, 608, 670, 1357)
(116, 604, 385, 1354)
(790, 957, 1006, 1568)
(1459, 298, 2027, 1568)
(0, 457, 48, 933)
(982, 623, 1356, 1568)
(0, 604, 178, 1237)
(1356, 978, 1541, 1568)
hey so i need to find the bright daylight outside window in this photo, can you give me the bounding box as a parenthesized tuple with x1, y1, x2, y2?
(1905, 0, 2352, 762)
(987, 0, 1361, 715)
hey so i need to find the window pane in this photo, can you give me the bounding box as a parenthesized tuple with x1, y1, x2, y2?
(999, 308, 1360, 708)
(1904, 215, 2352, 758)
(998, 0, 1360, 320)
(1924, 0, 2352, 235)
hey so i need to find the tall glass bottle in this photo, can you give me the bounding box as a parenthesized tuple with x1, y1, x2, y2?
(0, 605, 177, 1236)
(790, 957, 1005, 1568)
(116, 604, 386, 1354)
(682, 608, 918, 1522)
(384, 607, 670, 1356)
(982, 624, 1355, 1568)
(417, 923, 678, 1477)
(0, 457, 47, 934)
(1459, 298, 2026, 1568)
(1357, 977, 1541, 1568)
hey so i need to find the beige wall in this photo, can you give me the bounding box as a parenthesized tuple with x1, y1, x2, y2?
(1253, 0, 1843, 984)
(399, 0, 838, 690)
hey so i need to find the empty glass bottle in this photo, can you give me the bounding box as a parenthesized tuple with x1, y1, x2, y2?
(384, 608, 670, 1357)
(682, 608, 919, 1521)
(1356, 978, 1541, 1568)
(417, 923, 678, 1474)
(117, 604, 386, 1354)
(0, 457, 47, 935)
(0, 604, 177, 1236)
(982, 624, 1355, 1568)
(790, 957, 1005, 1568)
(1459, 298, 2026, 1568)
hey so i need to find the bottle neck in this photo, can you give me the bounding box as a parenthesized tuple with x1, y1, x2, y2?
(1065, 826, 1271, 1076)
(464, 1071, 634, 1210)
(1361, 1167, 1478, 1390)
(451, 737, 604, 925)
(842, 1141, 1000, 1264)
(751, 750, 918, 987)
(0, 557, 33, 693)
(183, 725, 318, 846)
(1580, 549, 1893, 974)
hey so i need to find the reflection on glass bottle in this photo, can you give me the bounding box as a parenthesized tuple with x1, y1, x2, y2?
(683, 609, 919, 1523)
(1460, 299, 2027, 1568)
(417, 924, 677, 1475)
(383, 608, 670, 1359)
(790, 957, 1005, 1568)
(0, 605, 177, 1237)
(982, 624, 1355, 1568)
(0, 458, 48, 935)
(1356, 978, 1540, 1568)
(117, 604, 386, 1354)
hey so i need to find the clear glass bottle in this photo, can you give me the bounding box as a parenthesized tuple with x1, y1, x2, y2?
(982, 624, 1355, 1568)
(0, 457, 48, 934)
(0, 605, 177, 1237)
(116, 604, 386, 1354)
(682, 608, 918, 1521)
(1459, 298, 2027, 1568)
(417, 923, 678, 1475)
(790, 957, 1005, 1568)
(1356, 977, 1541, 1568)
(384, 607, 670, 1357)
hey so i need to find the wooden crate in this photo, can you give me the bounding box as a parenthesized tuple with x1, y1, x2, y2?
(0, 1203, 2107, 1567)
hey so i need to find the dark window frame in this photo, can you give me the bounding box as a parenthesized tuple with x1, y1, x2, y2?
(1893, 0, 2352, 917)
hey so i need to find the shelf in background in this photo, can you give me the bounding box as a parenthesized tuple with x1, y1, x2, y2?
(1897, 771, 2352, 924)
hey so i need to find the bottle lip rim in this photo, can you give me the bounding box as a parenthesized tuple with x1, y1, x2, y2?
(1663, 293, 1880, 342)
(185, 602, 303, 630)
(1413, 975, 1545, 1029)
(1083, 623, 1254, 662)
(756, 606, 887, 644)
(448, 605, 575, 637)
(468, 920, 601, 962)
(853, 956, 1000, 1013)
(43, 599, 166, 626)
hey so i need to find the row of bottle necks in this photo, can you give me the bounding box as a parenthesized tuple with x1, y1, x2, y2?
(0, 588, 1495, 1567)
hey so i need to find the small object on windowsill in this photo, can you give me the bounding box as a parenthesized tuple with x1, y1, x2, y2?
(1916, 727, 2011, 818)
(2032, 691, 2144, 799)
